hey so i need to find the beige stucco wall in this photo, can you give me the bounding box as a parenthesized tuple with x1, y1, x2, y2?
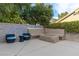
(61, 13, 79, 23)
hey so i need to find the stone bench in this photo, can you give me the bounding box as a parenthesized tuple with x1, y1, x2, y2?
(39, 35, 59, 43)
(45, 28, 65, 40)
(28, 28, 43, 39)
(28, 28, 65, 43)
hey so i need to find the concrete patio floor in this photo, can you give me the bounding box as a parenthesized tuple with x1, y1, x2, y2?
(0, 39, 79, 56)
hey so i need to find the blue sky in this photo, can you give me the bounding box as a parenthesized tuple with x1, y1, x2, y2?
(52, 3, 79, 19)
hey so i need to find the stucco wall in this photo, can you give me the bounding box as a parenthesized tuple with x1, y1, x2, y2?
(0, 23, 27, 42)
(0, 23, 42, 42)
(61, 13, 79, 23)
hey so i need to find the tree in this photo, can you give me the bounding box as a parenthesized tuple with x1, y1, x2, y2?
(31, 3, 52, 33)
(59, 12, 68, 19)
(18, 3, 32, 24)
(0, 3, 26, 24)
(0, 3, 52, 26)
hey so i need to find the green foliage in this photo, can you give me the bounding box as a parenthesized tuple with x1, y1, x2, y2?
(48, 23, 62, 29)
(49, 21, 79, 33)
(62, 21, 79, 33)
(32, 4, 52, 27)
(59, 12, 68, 19)
(0, 3, 52, 25)
(0, 3, 27, 24)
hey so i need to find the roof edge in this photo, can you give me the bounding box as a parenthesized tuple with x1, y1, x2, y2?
(55, 8, 79, 23)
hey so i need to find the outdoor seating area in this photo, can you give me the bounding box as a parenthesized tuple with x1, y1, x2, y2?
(0, 23, 78, 56)
(4, 28, 65, 43)
(0, 23, 66, 44)
(0, 3, 79, 57)
(28, 28, 65, 43)
(0, 24, 79, 56)
(5, 33, 31, 43)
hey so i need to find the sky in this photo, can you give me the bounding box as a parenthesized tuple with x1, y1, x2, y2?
(52, 3, 79, 19)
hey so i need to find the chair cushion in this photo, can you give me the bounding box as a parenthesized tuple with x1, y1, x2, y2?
(7, 37, 16, 40)
(23, 33, 30, 36)
(23, 35, 30, 37)
(6, 34, 15, 37)
(6, 34, 16, 40)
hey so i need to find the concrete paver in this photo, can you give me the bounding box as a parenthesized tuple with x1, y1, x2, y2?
(0, 42, 25, 56)
(24, 40, 79, 56)
(0, 39, 79, 56)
